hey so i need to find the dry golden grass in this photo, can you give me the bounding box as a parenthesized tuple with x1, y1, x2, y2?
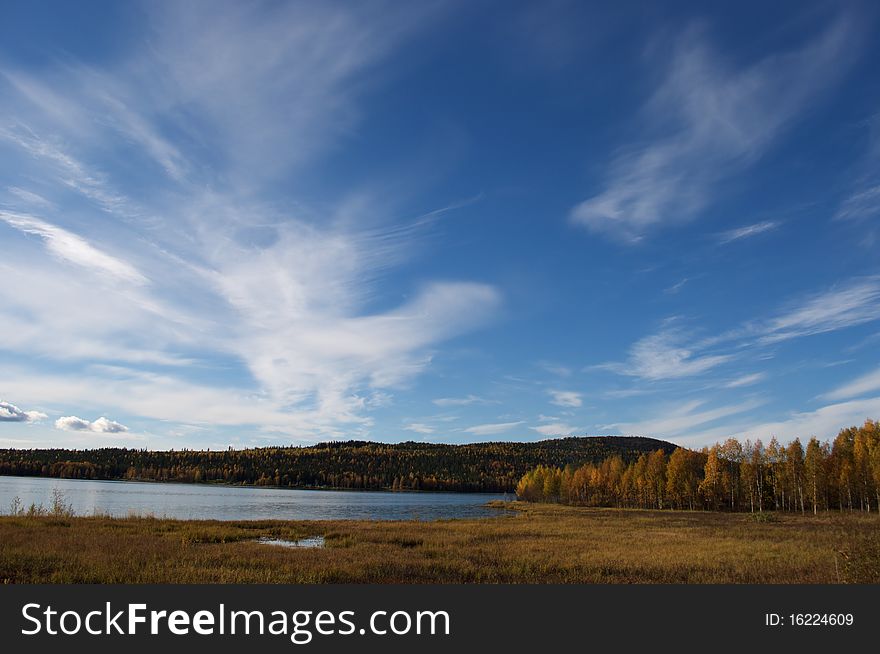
(1, 502, 877, 583)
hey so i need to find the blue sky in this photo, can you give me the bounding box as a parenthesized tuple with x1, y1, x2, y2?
(1, 0, 880, 449)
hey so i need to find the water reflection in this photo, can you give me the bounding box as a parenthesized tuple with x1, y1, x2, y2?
(257, 536, 325, 548)
(0, 476, 510, 521)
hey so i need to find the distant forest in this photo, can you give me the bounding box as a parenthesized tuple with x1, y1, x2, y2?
(0, 436, 676, 493)
(517, 421, 880, 513)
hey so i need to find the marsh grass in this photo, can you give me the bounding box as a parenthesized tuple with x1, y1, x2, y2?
(838, 530, 880, 583)
(7, 490, 75, 519)
(0, 502, 877, 583)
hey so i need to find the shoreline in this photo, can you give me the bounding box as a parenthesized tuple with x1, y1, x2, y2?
(0, 472, 516, 496)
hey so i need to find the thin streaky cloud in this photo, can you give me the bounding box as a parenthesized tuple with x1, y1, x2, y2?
(822, 367, 880, 401)
(759, 276, 880, 344)
(834, 180, 880, 222)
(571, 17, 858, 242)
(403, 422, 435, 435)
(462, 421, 525, 436)
(724, 372, 766, 388)
(0, 126, 136, 218)
(600, 329, 732, 381)
(0, 211, 148, 284)
(145, 0, 436, 182)
(432, 395, 495, 407)
(610, 398, 763, 438)
(605, 276, 880, 383)
(717, 220, 779, 244)
(6, 186, 54, 209)
(700, 395, 880, 445)
(663, 278, 689, 294)
(2, 67, 189, 182)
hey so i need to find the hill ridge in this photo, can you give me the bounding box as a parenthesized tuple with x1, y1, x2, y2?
(0, 435, 678, 493)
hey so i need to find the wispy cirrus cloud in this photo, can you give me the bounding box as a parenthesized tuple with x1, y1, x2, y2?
(822, 367, 880, 401)
(717, 220, 779, 245)
(0, 125, 138, 217)
(0, 211, 147, 284)
(6, 186, 54, 209)
(432, 395, 494, 407)
(462, 421, 524, 437)
(0, 1, 500, 442)
(663, 278, 689, 295)
(701, 395, 880, 446)
(602, 277, 880, 383)
(834, 183, 880, 222)
(723, 372, 766, 388)
(609, 398, 763, 439)
(600, 329, 732, 381)
(548, 389, 582, 407)
(758, 276, 880, 344)
(570, 17, 857, 242)
(403, 422, 435, 435)
(144, 0, 435, 183)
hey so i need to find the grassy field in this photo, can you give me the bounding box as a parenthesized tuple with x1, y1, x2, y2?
(1, 502, 877, 583)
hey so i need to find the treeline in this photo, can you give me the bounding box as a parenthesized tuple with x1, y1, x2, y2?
(0, 436, 675, 493)
(517, 420, 880, 513)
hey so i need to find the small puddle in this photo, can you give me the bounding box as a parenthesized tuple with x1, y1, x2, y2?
(256, 536, 325, 549)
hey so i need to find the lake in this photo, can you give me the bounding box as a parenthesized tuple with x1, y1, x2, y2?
(0, 475, 511, 521)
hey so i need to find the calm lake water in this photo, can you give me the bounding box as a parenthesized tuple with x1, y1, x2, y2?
(0, 476, 511, 521)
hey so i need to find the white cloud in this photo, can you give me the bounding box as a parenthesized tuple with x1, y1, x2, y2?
(548, 389, 582, 407)
(822, 367, 880, 401)
(601, 330, 732, 381)
(724, 372, 766, 388)
(722, 396, 880, 444)
(571, 18, 856, 242)
(432, 395, 492, 407)
(664, 278, 689, 294)
(531, 422, 579, 437)
(717, 221, 779, 244)
(759, 277, 880, 344)
(0, 2, 501, 442)
(55, 415, 129, 433)
(0, 400, 47, 423)
(602, 277, 880, 384)
(6, 367, 335, 438)
(462, 421, 525, 436)
(0, 126, 137, 217)
(143, 0, 434, 181)
(53, 416, 93, 431)
(6, 186, 54, 209)
(403, 422, 435, 435)
(610, 398, 763, 439)
(0, 211, 147, 285)
(834, 184, 880, 221)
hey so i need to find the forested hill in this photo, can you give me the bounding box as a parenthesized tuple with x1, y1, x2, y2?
(0, 436, 677, 493)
